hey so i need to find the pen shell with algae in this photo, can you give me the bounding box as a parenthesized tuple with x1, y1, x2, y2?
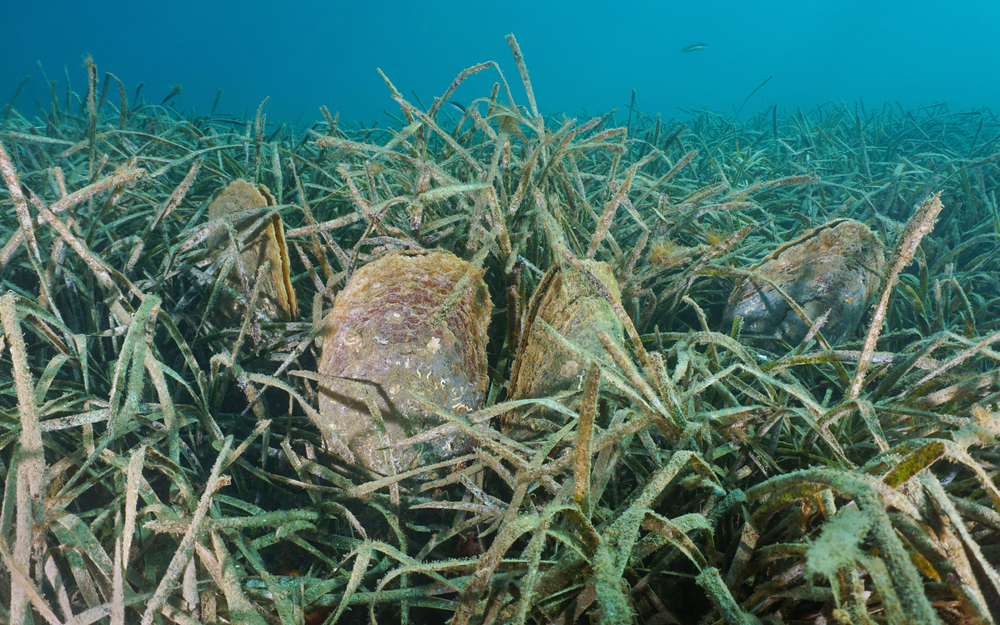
(723, 218, 884, 347)
(207, 179, 297, 322)
(503, 260, 625, 439)
(317, 250, 491, 474)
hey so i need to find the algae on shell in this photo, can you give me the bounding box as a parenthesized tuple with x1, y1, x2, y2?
(206, 179, 297, 322)
(316, 249, 492, 474)
(723, 219, 885, 348)
(503, 259, 625, 440)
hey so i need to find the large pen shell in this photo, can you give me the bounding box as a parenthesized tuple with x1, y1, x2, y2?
(207, 179, 297, 322)
(503, 260, 625, 440)
(317, 250, 491, 474)
(723, 219, 884, 347)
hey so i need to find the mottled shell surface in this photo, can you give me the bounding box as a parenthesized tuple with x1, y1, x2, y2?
(317, 250, 491, 474)
(207, 179, 297, 322)
(503, 260, 625, 440)
(723, 219, 884, 347)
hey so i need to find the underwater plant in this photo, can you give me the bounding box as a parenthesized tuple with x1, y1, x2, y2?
(1, 34, 1000, 625)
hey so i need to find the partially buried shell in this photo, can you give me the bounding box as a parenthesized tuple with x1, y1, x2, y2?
(502, 260, 625, 440)
(206, 179, 297, 322)
(723, 218, 884, 348)
(316, 250, 491, 474)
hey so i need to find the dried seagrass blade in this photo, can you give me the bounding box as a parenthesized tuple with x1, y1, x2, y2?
(503, 259, 626, 440)
(207, 179, 297, 322)
(724, 219, 884, 349)
(316, 249, 492, 474)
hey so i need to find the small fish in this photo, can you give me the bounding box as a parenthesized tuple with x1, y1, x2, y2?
(680, 43, 708, 53)
(160, 83, 183, 106)
(448, 101, 467, 113)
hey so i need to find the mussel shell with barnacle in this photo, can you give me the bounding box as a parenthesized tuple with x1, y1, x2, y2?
(204, 179, 297, 325)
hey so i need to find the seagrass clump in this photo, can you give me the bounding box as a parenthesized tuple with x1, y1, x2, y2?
(317, 249, 491, 474)
(724, 218, 884, 347)
(502, 260, 625, 440)
(206, 178, 297, 322)
(7, 35, 1000, 625)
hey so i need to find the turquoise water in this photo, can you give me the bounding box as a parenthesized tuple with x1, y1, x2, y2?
(4, 0, 999, 125)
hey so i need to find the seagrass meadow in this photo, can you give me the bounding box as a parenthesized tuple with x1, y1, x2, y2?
(5, 36, 1000, 625)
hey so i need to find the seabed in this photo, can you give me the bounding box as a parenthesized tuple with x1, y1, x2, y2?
(2, 38, 1000, 625)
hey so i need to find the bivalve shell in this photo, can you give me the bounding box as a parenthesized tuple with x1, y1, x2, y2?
(207, 179, 297, 322)
(317, 250, 491, 474)
(723, 219, 884, 348)
(503, 260, 625, 440)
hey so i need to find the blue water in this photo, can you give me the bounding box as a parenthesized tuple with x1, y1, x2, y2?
(4, 0, 998, 126)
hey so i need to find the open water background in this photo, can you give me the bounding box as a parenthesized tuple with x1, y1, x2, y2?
(3, 0, 999, 125)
